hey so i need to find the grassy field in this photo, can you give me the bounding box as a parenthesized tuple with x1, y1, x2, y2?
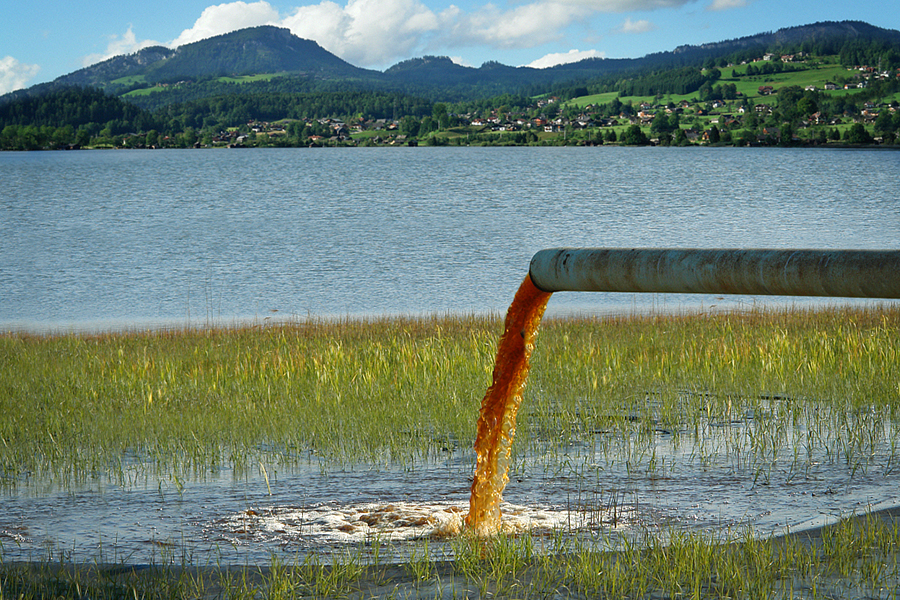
(216, 73, 286, 84)
(567, 57, 873, 109)
(2, 306, 899, 597)
(4, 307, 897, 485)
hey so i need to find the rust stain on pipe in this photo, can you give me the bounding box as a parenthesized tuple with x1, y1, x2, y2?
(529, 248, 900, 298)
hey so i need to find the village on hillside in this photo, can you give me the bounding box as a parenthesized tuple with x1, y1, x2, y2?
(210, 56, 898, 148)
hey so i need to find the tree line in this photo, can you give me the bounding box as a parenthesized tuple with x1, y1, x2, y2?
(2, 41, 899, 151)
(0, 86, 437, 150)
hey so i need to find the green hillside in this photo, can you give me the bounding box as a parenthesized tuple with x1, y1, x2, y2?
(1, 21, 898, 150)
(569, 57, 873, 107)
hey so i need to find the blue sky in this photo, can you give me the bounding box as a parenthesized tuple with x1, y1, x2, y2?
(2, 0, 899, 94)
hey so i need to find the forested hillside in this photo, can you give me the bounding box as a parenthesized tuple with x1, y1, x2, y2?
(1, 21, 898, 150)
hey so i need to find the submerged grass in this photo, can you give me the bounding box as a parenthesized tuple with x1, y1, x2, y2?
(525, 305, 900, 476)
(0, 314, 497, 484)
(2, 305, 900, 597)
(1, 305, 898, 485)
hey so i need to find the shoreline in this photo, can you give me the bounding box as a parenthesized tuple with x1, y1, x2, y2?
(5, 299, 898, 338)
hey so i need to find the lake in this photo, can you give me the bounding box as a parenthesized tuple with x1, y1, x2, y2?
(2, 146, 900, 566)
(2, 146, 899, 333)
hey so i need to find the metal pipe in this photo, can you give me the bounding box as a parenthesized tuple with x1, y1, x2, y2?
(529, 248, 900, 298)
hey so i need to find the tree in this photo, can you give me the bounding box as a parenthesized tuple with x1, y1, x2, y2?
(874, 111, 895, 137)
(432, 103, 449, 130)
(399, 115, 420, 137)
(621, 124, 649, 145)
(417, 116, 434, 136)
(737, 129, 756, 146)
(183, 127, 198, 147)
(796, 97, 818, 118)
(75, 127, 91, 147)
(650, 113, 673, 136)
(847, 123, 872, 144)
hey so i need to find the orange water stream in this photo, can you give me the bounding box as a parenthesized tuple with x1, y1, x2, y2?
(465, 274, 552, 536)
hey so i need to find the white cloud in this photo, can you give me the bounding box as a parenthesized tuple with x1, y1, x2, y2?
(526, 48, 606, 68)
(449, 56, 475, 67)
(447, 1, 592, 50)
(82, 26, 162, 67)
(73, 0, 704, 74)
(707, 0, 747, 10)
(0, 56, 40, 94)
(552, 0, 692, 11)
(615, 17, 657, 34)
(170, 1, 281, 47)
(281, 0, 442, 67)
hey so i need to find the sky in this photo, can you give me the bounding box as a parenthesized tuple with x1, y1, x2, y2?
(2, 0, 900, 95)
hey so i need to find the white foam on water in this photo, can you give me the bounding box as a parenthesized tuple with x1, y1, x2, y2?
(213, 501, 636, 546)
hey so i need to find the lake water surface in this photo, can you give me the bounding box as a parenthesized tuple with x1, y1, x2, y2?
(2, 146, 900, 566)
(3, 146, 899, 332)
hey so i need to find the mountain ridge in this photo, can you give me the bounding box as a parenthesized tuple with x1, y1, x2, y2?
(3, 19, 899, 106)
(54, 26, 368, 87)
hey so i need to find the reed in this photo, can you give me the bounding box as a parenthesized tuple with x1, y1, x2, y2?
(2, 305, 899, 597)
(523, 305, 900, 480)
(0, 314, 499, 486)
(2, 306, 897, 488)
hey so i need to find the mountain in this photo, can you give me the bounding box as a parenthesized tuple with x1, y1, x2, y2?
(3, 20, 899, 107)
(55, 26, 370, 86)
(672, 20, 900, 55)
(54, 46, 176, 87)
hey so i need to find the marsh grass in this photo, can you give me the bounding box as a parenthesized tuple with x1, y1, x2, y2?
(0, 314, 499, 486)
(2, 305, 900, 597)
(524, 305, 900, 480)
(2, 306, 897, 489)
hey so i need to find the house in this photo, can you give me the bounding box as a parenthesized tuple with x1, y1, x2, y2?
(760, 127, 781, 142)
(758, 86, 775, 95)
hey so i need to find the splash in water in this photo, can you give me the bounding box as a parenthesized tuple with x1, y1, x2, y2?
(466, 274, 552, 536)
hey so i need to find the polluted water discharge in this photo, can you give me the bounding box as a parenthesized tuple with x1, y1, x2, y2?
(217, 274, 572, 547)
(2, 273, 624, 564)
(211, 275, 559, 549)
(467, 274, 553, 535)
